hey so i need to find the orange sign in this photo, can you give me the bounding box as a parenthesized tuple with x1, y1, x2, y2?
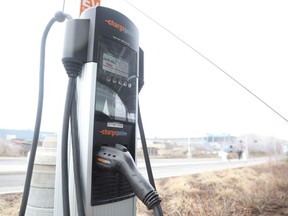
(80, 0, 101, 15)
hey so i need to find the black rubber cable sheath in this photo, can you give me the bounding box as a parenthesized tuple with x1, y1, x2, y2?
(61, 77, 76, 216)
(70, 89, 86, 215)
(152, 203, 164, 216)
(138, 103, 164, 215)
(138, 103, 156, 190)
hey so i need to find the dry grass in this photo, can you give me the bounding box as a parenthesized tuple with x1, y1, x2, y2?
(1, 162, 288, 216)
(137, 161, 288, 216)
(0, 193, 21, 216)
(0, 141, 30, 157)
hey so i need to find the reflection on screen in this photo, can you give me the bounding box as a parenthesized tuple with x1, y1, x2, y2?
(102, 52, 129, 78)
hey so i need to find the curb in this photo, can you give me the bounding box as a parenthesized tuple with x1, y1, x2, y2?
(0, 189, 23, 195)
(0, 170, 26, 175)
(0, 157, 27, 161)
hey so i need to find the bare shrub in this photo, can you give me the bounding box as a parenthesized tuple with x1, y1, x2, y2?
(0, 141, 30, 157)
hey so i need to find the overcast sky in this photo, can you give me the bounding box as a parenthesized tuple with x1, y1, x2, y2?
(1, 0, 288, 139)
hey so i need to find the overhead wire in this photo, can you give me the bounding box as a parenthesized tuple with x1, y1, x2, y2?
(123, 0, 288, 124)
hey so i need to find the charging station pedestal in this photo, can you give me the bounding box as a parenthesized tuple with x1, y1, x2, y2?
(54, 6, 139, 216)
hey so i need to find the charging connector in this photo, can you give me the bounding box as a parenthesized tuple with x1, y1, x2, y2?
(96, 144, 162, 210)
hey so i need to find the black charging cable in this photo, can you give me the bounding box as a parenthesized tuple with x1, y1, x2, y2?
(70, 83, 86, 215)
(18, 11, 71, 216)
(138, 103, 164, 216)
(138, 104, 156, 189)
(138, 47, 163, 215)
(61, 77, 75, 216)
(61, 58, 85, 216)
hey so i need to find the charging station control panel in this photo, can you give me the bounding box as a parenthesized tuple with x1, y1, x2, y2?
(80, 6, 140, 206)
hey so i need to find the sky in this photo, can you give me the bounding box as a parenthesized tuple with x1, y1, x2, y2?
(1, 0, 288, 140)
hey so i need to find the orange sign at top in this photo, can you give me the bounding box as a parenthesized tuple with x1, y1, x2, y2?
(80, 0, 101, 15)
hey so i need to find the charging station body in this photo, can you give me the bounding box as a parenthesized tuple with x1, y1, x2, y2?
(54, 6, 139, 216)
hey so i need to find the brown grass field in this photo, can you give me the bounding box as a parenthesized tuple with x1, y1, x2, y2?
(137, 161, 288, 216)
(1, 161, 288, 216)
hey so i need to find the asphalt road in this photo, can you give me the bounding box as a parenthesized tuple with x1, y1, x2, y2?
(0, 173, 25, 194)
(137, 157, 269, 179)
(0, 158, 27, 194)
(0, 156, 272, 194)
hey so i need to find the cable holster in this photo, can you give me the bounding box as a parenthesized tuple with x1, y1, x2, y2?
(62, 19, 90, 67)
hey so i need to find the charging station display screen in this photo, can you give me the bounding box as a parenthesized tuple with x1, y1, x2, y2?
(96, 37, 137, 123)
(102, 52, 129, 78)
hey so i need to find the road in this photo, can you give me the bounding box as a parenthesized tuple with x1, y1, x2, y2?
(0, 156, 272, 194)
(137, 157, 269, 179)
(0, 174, 25, 194)
(0, 157, 27, 194)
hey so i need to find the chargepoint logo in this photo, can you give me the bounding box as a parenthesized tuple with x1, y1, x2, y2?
(105, 19, 135, 37)
(99, 129, 128, 137)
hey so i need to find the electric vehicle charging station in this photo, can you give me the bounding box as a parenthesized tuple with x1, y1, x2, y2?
(18, 3, 162, 216)
(52, 5, 162, 216)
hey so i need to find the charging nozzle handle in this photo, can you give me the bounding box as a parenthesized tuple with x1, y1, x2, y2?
(96, 144, 161, 210)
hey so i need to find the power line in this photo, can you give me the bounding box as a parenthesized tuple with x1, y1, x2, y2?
(124, 0, 288, 124)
